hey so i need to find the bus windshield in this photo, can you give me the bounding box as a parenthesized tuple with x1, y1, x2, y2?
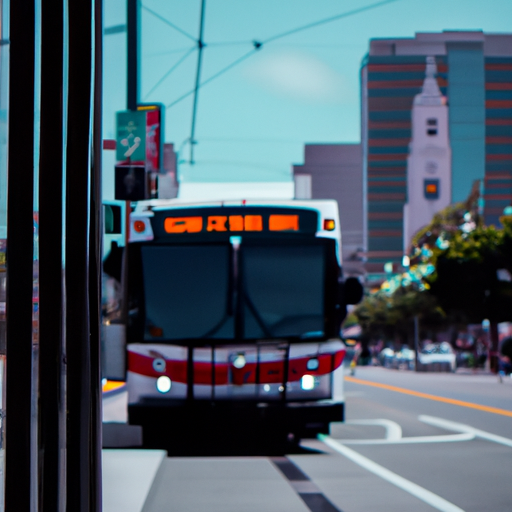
(141, 244, 234, 340)
(242, 243, 324, 339)
(139, 240, 330, 342)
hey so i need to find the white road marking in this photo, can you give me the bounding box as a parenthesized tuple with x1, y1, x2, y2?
(419, 415, 512, 448)
(339, 418, 473, 444)
(338, 432, 474, 445)
(319, 435, 465, 512)
(345, 418, 402, 440)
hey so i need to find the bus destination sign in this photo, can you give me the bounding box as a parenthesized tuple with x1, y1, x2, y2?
(152, 207, 318, 238)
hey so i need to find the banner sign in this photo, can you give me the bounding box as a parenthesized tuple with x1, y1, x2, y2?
(137, 105, 162, 172)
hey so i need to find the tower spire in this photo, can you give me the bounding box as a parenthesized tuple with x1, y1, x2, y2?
(414, 56, 443, 106)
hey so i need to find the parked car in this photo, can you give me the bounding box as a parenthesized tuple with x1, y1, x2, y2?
(417, 342, 456, 372)
(377, 346, 415, 370)
(393, 346, 415, 370)
(378, 347, 395, 368)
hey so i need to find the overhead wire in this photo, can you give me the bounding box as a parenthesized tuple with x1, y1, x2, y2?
(205, 41, 255, 47)
(167, 49, 256, 109)
(145, 47, 198, 58)
(198, 136, 305, 144)
(165, 0, 400, 110)
(261, 0, 400, 45)
(144, 46, 196, 100)
(142, 4, 197, 42)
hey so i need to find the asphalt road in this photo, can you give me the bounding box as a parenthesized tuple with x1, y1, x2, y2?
(103, 368, 512, 512)
(293, 367, 512, 512)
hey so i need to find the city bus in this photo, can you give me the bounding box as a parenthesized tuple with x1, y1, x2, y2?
(102, 198, 362, 452)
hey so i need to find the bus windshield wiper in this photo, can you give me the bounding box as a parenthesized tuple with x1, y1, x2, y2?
(199, 313, 230, 339)
(243, 291, 272, 338)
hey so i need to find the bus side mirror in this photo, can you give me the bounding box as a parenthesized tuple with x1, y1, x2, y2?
(343, 277, 363, 305)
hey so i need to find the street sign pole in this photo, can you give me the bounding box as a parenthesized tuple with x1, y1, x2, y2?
(127, 0, 139, 111)
(414, 315, 420, 371)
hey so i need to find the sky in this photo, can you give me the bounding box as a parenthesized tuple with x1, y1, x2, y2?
(103, 0, 512, 187)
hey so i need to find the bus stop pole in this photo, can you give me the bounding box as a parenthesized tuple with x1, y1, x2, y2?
(127, 0, 140, 111)
(65, 1, 102, 510)
(38, 0, 66, 508)
(5, 2, 36, 510)
(90, 0, 104, 507)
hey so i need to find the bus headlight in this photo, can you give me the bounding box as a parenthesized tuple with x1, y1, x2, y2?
(156, 376, 171, 393)
(301, 375, 315, 390)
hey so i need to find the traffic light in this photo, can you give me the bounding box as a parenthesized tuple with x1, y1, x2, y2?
(115, 165, 148, 200)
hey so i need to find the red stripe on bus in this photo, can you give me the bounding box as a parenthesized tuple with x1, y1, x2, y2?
(127, 349, 346, 385)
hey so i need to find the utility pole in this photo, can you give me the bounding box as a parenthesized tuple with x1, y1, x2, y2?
(189, 0, 206, 165)
(414, 315, 420, 371)
(127, 0, 140, 111)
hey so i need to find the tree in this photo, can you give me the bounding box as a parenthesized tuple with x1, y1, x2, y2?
(425, 217, 512, 371)
(354, 283, 447, 347)
(410, 180, 482, 267)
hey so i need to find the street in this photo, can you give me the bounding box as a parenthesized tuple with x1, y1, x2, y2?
(103, 368, 512, 512)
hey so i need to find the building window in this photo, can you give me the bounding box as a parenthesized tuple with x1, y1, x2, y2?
(426, 118, 438, 136)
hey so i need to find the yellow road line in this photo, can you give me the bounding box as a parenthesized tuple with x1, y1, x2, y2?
(345, 376, 512, 418)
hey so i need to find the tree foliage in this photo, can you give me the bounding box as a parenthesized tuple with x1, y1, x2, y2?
(410, 181, 482, 266)
(426, 216, 512, 325)
(355, 175, 512, 353)
(354, 284, 447, 345)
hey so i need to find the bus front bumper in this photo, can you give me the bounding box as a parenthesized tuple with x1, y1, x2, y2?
(128, 399, 344, 452)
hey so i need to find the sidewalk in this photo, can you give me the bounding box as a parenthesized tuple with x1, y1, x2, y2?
(102, 450, 166, 512)
(102, 451, 311, 512)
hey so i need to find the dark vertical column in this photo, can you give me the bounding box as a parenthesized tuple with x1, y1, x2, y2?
(38, 0, 65, 509)
(90, 0, 104, 508)
(65, 0, 99, 510)
(189, 0, 206, 164)
(490, 321, 499, 373)
(5, 1, 35, 511)
(127, 0, 139, 110)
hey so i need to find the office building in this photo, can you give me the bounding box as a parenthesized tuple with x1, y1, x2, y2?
(361, 31, 512, 275)
(293, 143, 364, 277)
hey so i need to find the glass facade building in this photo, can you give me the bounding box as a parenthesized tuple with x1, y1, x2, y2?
(361, 32, 512, 275)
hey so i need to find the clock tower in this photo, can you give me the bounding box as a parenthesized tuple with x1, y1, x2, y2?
(403, 56, 451, 252)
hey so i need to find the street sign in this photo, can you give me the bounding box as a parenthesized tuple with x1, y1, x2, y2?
(116, 110, 146, 163)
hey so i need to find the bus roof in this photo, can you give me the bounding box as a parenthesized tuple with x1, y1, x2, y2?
(128, 198, 343, 264)
(132, 198, 339, 217)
